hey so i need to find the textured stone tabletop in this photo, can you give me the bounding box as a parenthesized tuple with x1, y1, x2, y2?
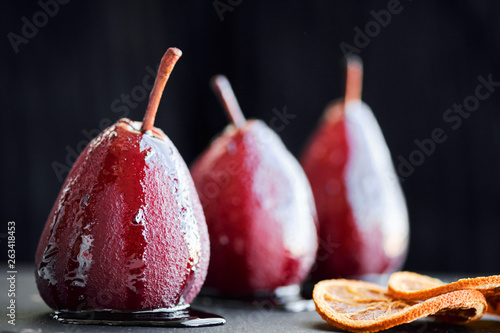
(2, 265, 500, 333)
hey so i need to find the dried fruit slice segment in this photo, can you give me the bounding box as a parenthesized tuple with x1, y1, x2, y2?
(313, 279, 487, 333)
(388, 271, 500, 315)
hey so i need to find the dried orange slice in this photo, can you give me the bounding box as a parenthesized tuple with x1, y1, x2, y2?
(388, 271, 500, 315)
(313, 279, 487, 333)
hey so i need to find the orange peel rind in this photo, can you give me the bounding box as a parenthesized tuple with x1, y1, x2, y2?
(313, 279, 487, 333)
(388, 271, 500, 315)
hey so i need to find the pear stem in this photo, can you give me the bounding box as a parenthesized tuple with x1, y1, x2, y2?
(344, 56, 363, 104)
(141, 48, 182, 132)
(210, 75, 246, 127)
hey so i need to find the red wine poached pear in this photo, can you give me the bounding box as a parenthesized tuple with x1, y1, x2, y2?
(191, 75, 318, 296)
(35, 48, 213, 317)
(301, 58, 409, 279)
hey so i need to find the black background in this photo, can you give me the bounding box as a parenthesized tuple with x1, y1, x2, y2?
(2, 1, 500, 273)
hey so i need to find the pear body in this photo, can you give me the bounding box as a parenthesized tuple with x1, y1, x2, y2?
(301, 101, 409, 279)
(35, 119, 209, 311)
(191, 120, 318, 294)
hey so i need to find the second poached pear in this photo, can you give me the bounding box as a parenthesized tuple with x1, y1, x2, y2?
(191, 119, 318, 294)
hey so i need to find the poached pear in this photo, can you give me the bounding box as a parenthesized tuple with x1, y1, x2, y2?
(301, 58, 409, 279)
(191, 75, 318, 295)
(35, 48, 210, 312)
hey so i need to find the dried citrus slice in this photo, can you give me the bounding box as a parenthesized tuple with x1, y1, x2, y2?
(313, 279, 487, 333)
(388, 271, 500, 315)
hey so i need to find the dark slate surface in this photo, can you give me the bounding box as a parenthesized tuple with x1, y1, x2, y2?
(1, 265, 500, 332)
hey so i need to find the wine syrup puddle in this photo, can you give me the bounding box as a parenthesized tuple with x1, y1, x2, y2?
(272, 296, 315, 312)
(51, 306, 225, 327)
(202, 285, 315, 313)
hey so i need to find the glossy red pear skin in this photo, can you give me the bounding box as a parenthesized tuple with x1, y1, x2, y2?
(301, 101, 408, 279)
(191, 120, 318, 294)
(35, 119, 209, 311)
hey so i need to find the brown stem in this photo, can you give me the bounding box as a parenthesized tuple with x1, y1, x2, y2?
(141, 47, 182, 132)
(210, 75, 246, 127)
(344, 56, 363, 104)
